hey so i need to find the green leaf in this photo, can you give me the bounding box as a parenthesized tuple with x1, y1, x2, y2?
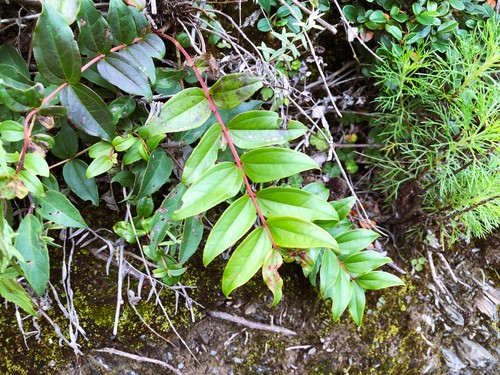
(97, 52, 152, 99)
(241, 147, 319, 183)
(33, 3, 81, 84)
(369, 10, 387, 24)
(88, 141, 113, 158)
(0, 45, 30, 78)
(348, 282, 365, 325)
(448, 0, 465, 11)
(113, 220, 145, 243)
(342, 251, 392, 275)
(44, 0, 80, 25)
(107, 0, 138, 44)
(222, 227, 272, 296)
(0, 120, 25, 142)
(14, 215, 49, 296)
(330, 197, 356, 221)
(179, 216, 204, 265)
(263, 250, 284, 306)
(136, 33, 166, 59)
(209, 73, 263, 109)
(416, 12, 437, 26)
(144, 88, 211, 135)
(385, 24, 402, 40)
(24, 153, 50, 177)
(183, 123, 222, 185)
(320, 248, 340, 299)
(227, 111, 307, 149)
(0, 278, 37, 316)
(256, 187, 338, 221)
(335, 229, 379, 255)
(60, 83, 116, 141)
(35, 190, 88, 228)
(173, 162, 243, 220)
(343, 5, 358, 23)
(136, 196, 154, 217)
(437, 20, 458, 33)
(63, 159, 99, 205)
(135, 148, 173, 201)
(112, 134, 135, 151)
(19, 170, 44, 197)
(50, 121, 77, 159)
(119, 45, 156, 84)
(302, 182, 330, 201)
(77, 0, 113, 56)
(332, 269, 353, 321)
(86, 154, 114, 178)
(203, 194, 257, 266)
(355, 271, 404, 290)
(267, 217, 339, 250)
(149, 183, 186, 252)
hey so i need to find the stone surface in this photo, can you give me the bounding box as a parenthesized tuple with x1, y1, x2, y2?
(442, 347, 466, 372)
(455, 337, 496, 369)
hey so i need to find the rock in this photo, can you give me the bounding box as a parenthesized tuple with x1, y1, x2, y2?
(455, 337, 496, 368)
(441, 348, 466, 372)
(443, 304, 464, 326)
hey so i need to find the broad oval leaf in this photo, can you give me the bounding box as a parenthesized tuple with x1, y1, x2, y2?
(44, 0, 80, 25)
(222, 227, 272, 296)
(241, 147, 319, 183)
(136, 33, 166, 59)
(183, 123, 222, 185)
(0, 45, 30, 78)
(332, 269, 353, 321)
(77, 0, 113, 56)
(320, 248, 340, 299)
(348, 283, 366, 326)
(19, 170, 44, 197)
(60, 83, 116, 141)
(135, 148, 173, 201)
(267, 217, 339, 250)
(209, 73, 263, 109)
(33, 3, 81, 84)
(335, 229, 379, 255)
(107, 0, 138, 44)
(179, 216, 204, 265)
(172, 162, 243, 220)
(330, 196, 356, 222)
(203, 194, 257, 266)
(24, 153, 49, 177)
(342, 251, 392, 275)
(355, 271, 404, 290)
(145, 88, 211, 135)
(120, 45, 156, 84)
(256, 187, 338, 221)
(63, 159, 99, 205)
(0, 278, 37, 316)
(97, 52, 152, 99)
(228, 111, 307, 149)
(0, 120, 25, 142)
(14, 214, 49, 296)
(35, 190, 88, 228)
(86, 154, 115, 178)
(263, 250, 284, 306)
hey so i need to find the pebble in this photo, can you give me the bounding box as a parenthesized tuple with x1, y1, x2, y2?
(455, 337, 496, 368)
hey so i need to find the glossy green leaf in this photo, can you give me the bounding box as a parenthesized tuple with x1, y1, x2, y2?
(0, 278, 37, 316)
(60, 83, 116, 141)
(77, 0, 113, 56)
(145, 88, 211, 135)
(330, 197, 356, 221)
(136, 33, 166, 59)
(267, 217, 339, 250)
(63, 159, 99, 205)
(222, 227, 272, 296)
(256, 187, 338, 221)
(320, 248, 340, 299)
(51, 120, 79, 159)
(0, 69, 44, 111)
(449, 0, 465, 11)
(88, 141, 113, 158)
(107, 0, 138, 44)
(86, 154, 114, 178)
(335, 229, 379, 255)
(0, 120, 25, 142)
(203, 194, 257, 266)
(342, 251, 392, 275)
(24, 153, 49, 177)
(385, 24, 402, 41)
(348, 283, 366, 326)
(227, 111, 307, 149)
(263, 250, 284, 306)
(241, 147, 319, 183)
(97, 52, 152, 99)
(209, 73, 263, 109)
(113, 220, 145, 243)
(19, 170, 44, 197)
(112, 134, 135, 152)
(44, 0, 80, 25)
(135, 148, 173, 201)
(332, 269, 353, 321)
(0, 45, 30, 78)
(136, 196, 154, 217)
(179, 216, 204, 265)
(416, 12, 437, 26)
(119, 45, 156, 84)
(173, 162, 243, 220)
(355, 271, 404, 290)
(35, 190, 87, 228)
(33, 3, 81, 84)
(302, 181, 330, 200)
(14, 215, 49, 296)
(149, 183, 186, 252)
(183, 123, 222, 185)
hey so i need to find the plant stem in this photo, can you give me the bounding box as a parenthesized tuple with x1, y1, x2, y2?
(156, 31, 278, 250)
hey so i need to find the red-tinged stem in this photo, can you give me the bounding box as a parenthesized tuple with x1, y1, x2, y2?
(15, 37, 144, 175)
(337, 258, 356, 282)
(156, 31, 278, 250)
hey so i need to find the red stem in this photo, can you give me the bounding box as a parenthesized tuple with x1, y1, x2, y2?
(157, 31, 278, 250)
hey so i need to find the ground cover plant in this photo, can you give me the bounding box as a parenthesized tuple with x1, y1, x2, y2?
(0, 0, 404, 353)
